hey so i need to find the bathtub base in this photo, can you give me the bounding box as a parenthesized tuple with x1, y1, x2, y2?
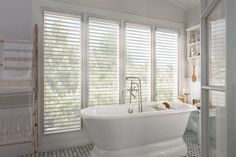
(90, 137, 187, 157)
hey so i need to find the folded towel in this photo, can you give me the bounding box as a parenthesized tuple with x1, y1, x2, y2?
(150, 101, 173, 110)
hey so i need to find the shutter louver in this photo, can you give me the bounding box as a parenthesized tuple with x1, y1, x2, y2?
(155, 29, 178, 102)
(125, 23, 151, 103)
(43, 11, 81, 133)
(88, 18, 120, 106)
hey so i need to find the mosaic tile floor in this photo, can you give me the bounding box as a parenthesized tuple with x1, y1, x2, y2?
(20, 131, 216, 157)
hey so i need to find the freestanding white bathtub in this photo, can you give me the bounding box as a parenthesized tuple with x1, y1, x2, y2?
(80, 103, 196, 157)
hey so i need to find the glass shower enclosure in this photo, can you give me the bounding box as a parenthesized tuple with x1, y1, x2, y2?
(200, 0, 236, 156)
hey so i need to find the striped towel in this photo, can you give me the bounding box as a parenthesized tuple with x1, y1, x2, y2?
(2, 40, 33, 80)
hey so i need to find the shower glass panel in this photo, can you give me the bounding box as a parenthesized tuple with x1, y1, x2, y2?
(207, 0, 214, 6)
(207, 0, 226, 86)
(208, 91, 226, 157)
(206, 0, 226, 156)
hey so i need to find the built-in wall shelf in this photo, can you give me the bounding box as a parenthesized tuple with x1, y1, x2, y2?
(186, 25, 201, 104)
(186, 25, 200, 63)
(189, 41, 200, 46)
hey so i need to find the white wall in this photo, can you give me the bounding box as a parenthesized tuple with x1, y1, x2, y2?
(52, 0, 186, 23)
(185, 5, 201, 28)
(0, 0, 32, 40)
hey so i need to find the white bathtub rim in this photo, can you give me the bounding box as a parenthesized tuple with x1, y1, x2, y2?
(80, 103, 196, 120)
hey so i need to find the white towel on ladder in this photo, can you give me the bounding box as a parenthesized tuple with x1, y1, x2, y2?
(0, 106, 32, 145)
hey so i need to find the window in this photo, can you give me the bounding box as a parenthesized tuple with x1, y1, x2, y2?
(88, 18, 120, 106)
(42, 10, 180, 133)
(43, 11, 81, 133)
(125, 23, 151, 103)
(155, 29, 178, 101)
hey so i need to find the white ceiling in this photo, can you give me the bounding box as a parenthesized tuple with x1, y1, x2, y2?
(167, 0, 200, 10)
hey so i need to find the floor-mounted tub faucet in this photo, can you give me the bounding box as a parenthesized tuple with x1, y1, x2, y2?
(126, 76, 143, 112)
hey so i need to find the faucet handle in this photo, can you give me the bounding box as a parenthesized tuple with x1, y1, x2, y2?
(128, 107, 134, 114)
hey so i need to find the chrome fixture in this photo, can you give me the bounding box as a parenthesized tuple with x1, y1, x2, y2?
(125, 76, 143, 112)
(128, 107, 134, 114)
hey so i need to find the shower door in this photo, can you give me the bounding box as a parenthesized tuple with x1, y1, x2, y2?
(201, 0, 227, 157)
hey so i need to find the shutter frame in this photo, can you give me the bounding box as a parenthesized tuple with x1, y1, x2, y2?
(125, 23, 152, 103)
(88, 17, 120, 106)
(155, 28, 178, 102)
(43, 11, 82, 133)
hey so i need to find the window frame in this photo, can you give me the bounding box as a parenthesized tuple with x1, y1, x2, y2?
(42, 10, 83, 134)
(39, 6, 183, 134)
(154, 27, 179, 102)
(87, 17, 121, 106)
(124, 22, 152, 103)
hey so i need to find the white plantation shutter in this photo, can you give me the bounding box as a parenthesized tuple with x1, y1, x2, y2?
(125, 23, 151, 103)
(88, 18, 120, 106)
(155, 29, 178, 101)
(43, 11, 81, 133)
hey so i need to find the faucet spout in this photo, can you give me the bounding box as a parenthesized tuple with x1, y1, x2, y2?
(125, 76, 143, 112)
